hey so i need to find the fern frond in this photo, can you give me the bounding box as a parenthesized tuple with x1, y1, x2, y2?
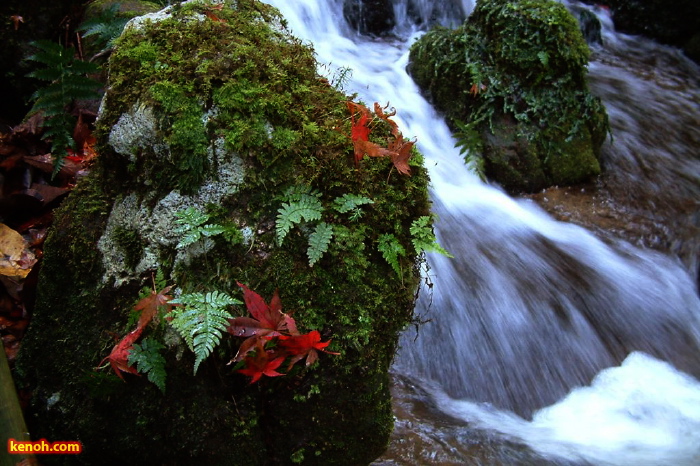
(174, 207, 227, 249)
(28, 67, 64, 82)
(377, 234, 406, 276)
(174, 207, 208, 230)
(25, 40, 101, 176)
(169, 291, 240, 374)
(200, 224, 227, 237)
(307, 222, 334, 266)
(410, 216, 453, 258)
(78, 3, 129, 54)
(128, 337, 167, 393)
(280, 185, 321, 203)
(333, 194, 374, 214)
(26, 40, 73, 68)
(275, 196, 323, 245)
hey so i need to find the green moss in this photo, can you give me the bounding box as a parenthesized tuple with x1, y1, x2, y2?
(112, 225, 145, 270)
(408, 0, 608, 192)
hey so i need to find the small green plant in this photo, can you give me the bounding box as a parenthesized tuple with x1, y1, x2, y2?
(275, 189, 324, 246)
(453, 119, 486, 181)
(173, 207, 231, 249)
(275, 187, 375, 266)
(332, 193, 374, 221)
(26, 40, 101, 176)
(377, 234, 406, 278)
(410, 216, 453, 258)
(307, 222, 334, 266)
(169, 290, 241, 374)
(78, 3, 130, 60)
(275, 187, 449, 270)
(377, 217, 452, 279)
(128, 337, 167, 393)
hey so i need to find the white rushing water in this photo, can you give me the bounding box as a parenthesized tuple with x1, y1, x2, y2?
(263, 0, 700, 463)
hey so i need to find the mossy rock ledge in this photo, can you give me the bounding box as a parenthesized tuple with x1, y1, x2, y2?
(408, 0, 609, 193)
(15, 1, 433, 464)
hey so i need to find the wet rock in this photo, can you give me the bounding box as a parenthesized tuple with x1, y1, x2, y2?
(15, 1, 432, 463)
(408, 0, 608, 194)
(343, 0, 396, 36)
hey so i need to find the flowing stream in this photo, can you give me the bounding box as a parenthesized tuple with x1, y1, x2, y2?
(263, 0, 700, 464)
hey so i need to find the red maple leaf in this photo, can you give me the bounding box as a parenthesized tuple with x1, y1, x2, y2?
(98, 281, 174, 380)
(278, 330, 340, 369)
(133, 285, 175, 330)
(387, 137, 415, 176)
(227, 282, 298, 362)
(236, 340, 285, 383)
(347, 101, 372, 166)
(345, 100, 415, 175)
(98, 327, 143, 380)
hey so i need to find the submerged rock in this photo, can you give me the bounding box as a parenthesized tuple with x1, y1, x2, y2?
(408, 0, 609, 194)
(16, 1, 432, 463)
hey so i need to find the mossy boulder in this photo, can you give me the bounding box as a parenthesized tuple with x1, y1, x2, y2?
(15, 1, 433, 464)
(408, 0, 608, 193)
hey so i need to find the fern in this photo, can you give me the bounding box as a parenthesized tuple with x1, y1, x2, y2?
(275, 195, 323, 246)
(410, 216, 453, 257)
(279, 185, 322, 203)
(307, 222, 334, 266)
(453, 119, 487, 181)
(169, 291, 241, 374)
(377, 234, 406, 277)
(333, 194, 374, 213)
(26, 40, 101, 176)
(78, 3, 130, 58)
(128, 337, 167, 393)
(174, 207, 227, 249)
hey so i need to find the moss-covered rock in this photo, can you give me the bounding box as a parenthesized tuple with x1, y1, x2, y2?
(408, 0, 608, 193)
(15, 1, 433, 464)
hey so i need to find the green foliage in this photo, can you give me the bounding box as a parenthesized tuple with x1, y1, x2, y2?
(377, 234, 406, 277)
(307, 222, 334, 266)
(168, 291, 241, 374)
(276, 191, 324, 246)
(453, 119, 486, 181)
(174, 207, 227, 249)
(25, 40, 101, 176)
(275, 187, 379, 265)
(333, 194, 374, 214)
(410, 216, 453, 258)
(128, 337, 167, 393)
(319, 62, 353, 92)
(408, 0, 609, 186)
(78, 3, 130, 57)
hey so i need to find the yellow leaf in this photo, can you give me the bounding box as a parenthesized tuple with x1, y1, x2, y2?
(0, 223, 36, 278)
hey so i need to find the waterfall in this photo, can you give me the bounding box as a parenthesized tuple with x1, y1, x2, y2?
(262, 0, 700, 463)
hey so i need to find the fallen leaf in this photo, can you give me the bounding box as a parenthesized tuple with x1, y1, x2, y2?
(0, 223, 36, 278)
(98, 327, 143, 380)
(227, 282, 297, 362)
(277, 330, 339, 369)
(236, 339, 285, 383)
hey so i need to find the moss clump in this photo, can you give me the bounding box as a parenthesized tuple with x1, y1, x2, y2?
(408, 0, 609, 193)
(16, 1, 433, 464)
(111, 225, 145, 270)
